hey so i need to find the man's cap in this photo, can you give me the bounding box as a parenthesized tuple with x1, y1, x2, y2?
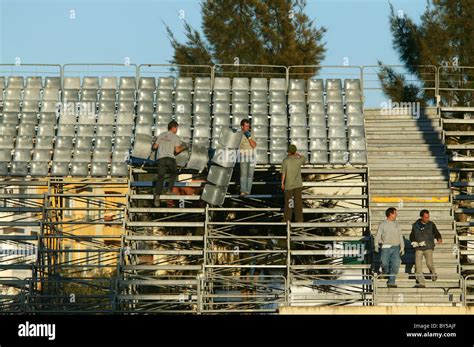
(288, 144, 297, 154)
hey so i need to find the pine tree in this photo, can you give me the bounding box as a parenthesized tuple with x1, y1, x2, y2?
(379, 0, 474, 106)
(165, 0, 326, 78)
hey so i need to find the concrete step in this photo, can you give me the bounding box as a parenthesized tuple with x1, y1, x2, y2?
(369, 202, 452, 208)
(376, 303, 463, 306)
(369, 168, 448, 176)
(368, 163, 448, 170)
(368, 158, 447, 164)
(369, 189, 450, 195)
(364, 110, 439, 119)
(375, 294, 462, 303)
(365, 126, 443, 131)
(375, 279, 461, 287)
(369, 182, 449, 189)
(366, 133, 442, 140)
(367, 144, 445, 151)
(367, 139, 444, 145)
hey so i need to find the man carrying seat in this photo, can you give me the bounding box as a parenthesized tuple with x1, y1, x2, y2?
(152, 120, 188, 206)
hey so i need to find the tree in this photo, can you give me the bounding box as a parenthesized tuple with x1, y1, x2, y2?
(379, 0, 474, 106)
(165, 0, 326, 78)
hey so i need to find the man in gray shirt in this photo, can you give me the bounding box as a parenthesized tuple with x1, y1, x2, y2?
(152, 121, 188, 206)
(374, 207, 405, 288)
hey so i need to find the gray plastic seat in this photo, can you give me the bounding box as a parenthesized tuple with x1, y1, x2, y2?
(23, 88, 41, 101)
(232, 90, 249, 103)
(268, 102, 285, 115)
(289, 113, 307, 127)
(96, 125, 114, 137)
(193, 90, 210, 103)
(270, 114, 288, 127)
(232, 78, 249, 91)
(136, 113, 154, 125)
(213, 101, 230, 115)
(0, 112, 19, 124)
(291, 139, 308, 153)
(348, 126, 365, 138)
(288, 90, 305, 103)
(78, 113, 96, 125)
(57, 124, 75, 137)
(218, 127, 243, 149)
(270, 126, 287, 139)
(308, 114, 326, 127)
(101, 77, 118, 90)
(91, 149, 111, 176)
(177, 125, 191, 140)
(344, 79, 361, 90)
(157, 77, 175, 90)
(138, 77, 156, 90)
(99, 101, 116, 113)
(137, 90, 154, 102)
(114, 136, 132, 149)
(15, 135, 34, 149)
(26, 76, 42, 89)
(95, 136, 112, 150)
(214, 77, 231, 91)
(251, 78, 268, 91)
(194, 113, 211, 125)
(232, 102, 249, 115)
(201, 184, 227, 206)
(116, 113, 134, 125)
(11, 149, 30, 176)
(308, 103, 325, 115)
(256, 149, 269, 164)
(97, 112, 115, 125)
(195, 77, 211, 90)
(131, 133, 153, 159)
(350, 151, 367, 164)
(51, 148, 71, 176)
(175, 90, 192, 102)
(119, 77, 136, 90)
(330, 151, 348, 165)
(310, 150, 328, 164)
(270, 150, 286, 164)
(251, 114, 269, 127)
(270, 138, 288, 151)
(42, 89, 60, 101)
(7, 77, 23, 89)
(20, 113, 38, 125)
(193, 125, 211, 139)
(231, 114, 246, 128)
(81, 89, 98, 102)
(309, 138, 327, 151)
(307, 79, 323, 91)
(345, 89, 362, 103)
(154, 124, 168, 136)
(0, 123, 17, 136)
(156, 101, 173, 115)
(309, 126, 327, 139)
(134, 124, 153, 136)
(186, 145, 209, 172)
(83, 77, 99, 89)
(118, 101, 134, 113)
(31, 149, 50, 176)
(115, 125, 133, 137)
(329, 138, 347, 151)
(213, 114, 231, 126)
(3, 101, 20, 113)
(327, 102, 344, 115)
(41, 101, 59, 113)
(118, 89, 136, 102)
(75, 136, 93, 149)
(5, 88, 22, 101)
(64, 77, 81, 90)
(326, 90, 343, 103)
(346, 102, 363, 115)
(348, 137, 367, 151)
(156, 89, 173, 102)
(45, 77, 61, 89)
(100, 89, 117, 101)
(307, 90, 324, 104)
(289, 79, 305, 91)
(207, 165, 233, 186)
(156, 113, 173, 125)
(174, 101, 191, 115)
(18, 124, 36, 141)
(0, 136, 14, 149)
(213, 89, 230, 103)
(251, 90, 267, 102)
(211, 148, 238, 168)
(173, 113, 190, 125)
(137, 101, 155, 113)
(56, 136, 74, 149)
(35, 136, 54, 150)
(326, 79, 342, 91)
(63, 89, 79, 102)
(77, 125, 95, 137)
(290, 126, 307, 138)
(70, 149, 91, 176)
(347, 114, 364, 126)
(0, 149, 10, 175)
(176, 77, 193, 90)
(328, 126, 346, 138)
(39, 112, 57, 127)
(327, 114, 345, 126)
(193, 102, 210, 115)
(252, 126, 268, 139)
(192, 137, 210, 148)
(269, 90, 286, 102)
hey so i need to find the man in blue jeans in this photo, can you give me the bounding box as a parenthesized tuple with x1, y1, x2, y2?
(374, 207, 405, 288)
(239, 119, 257, 196)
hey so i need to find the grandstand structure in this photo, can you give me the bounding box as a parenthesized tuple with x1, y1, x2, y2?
(0, 63, 472, 314)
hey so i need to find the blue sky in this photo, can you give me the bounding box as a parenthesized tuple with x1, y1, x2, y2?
(0, 0, 428, 105)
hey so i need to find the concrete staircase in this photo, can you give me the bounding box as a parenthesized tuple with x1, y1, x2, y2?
(365, 107, 462, 306)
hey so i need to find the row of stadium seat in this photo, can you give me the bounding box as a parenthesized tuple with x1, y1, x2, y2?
(0, 76, 367, 176)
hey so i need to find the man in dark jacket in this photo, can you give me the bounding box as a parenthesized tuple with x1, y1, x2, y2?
(409, 209, 443, 288)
